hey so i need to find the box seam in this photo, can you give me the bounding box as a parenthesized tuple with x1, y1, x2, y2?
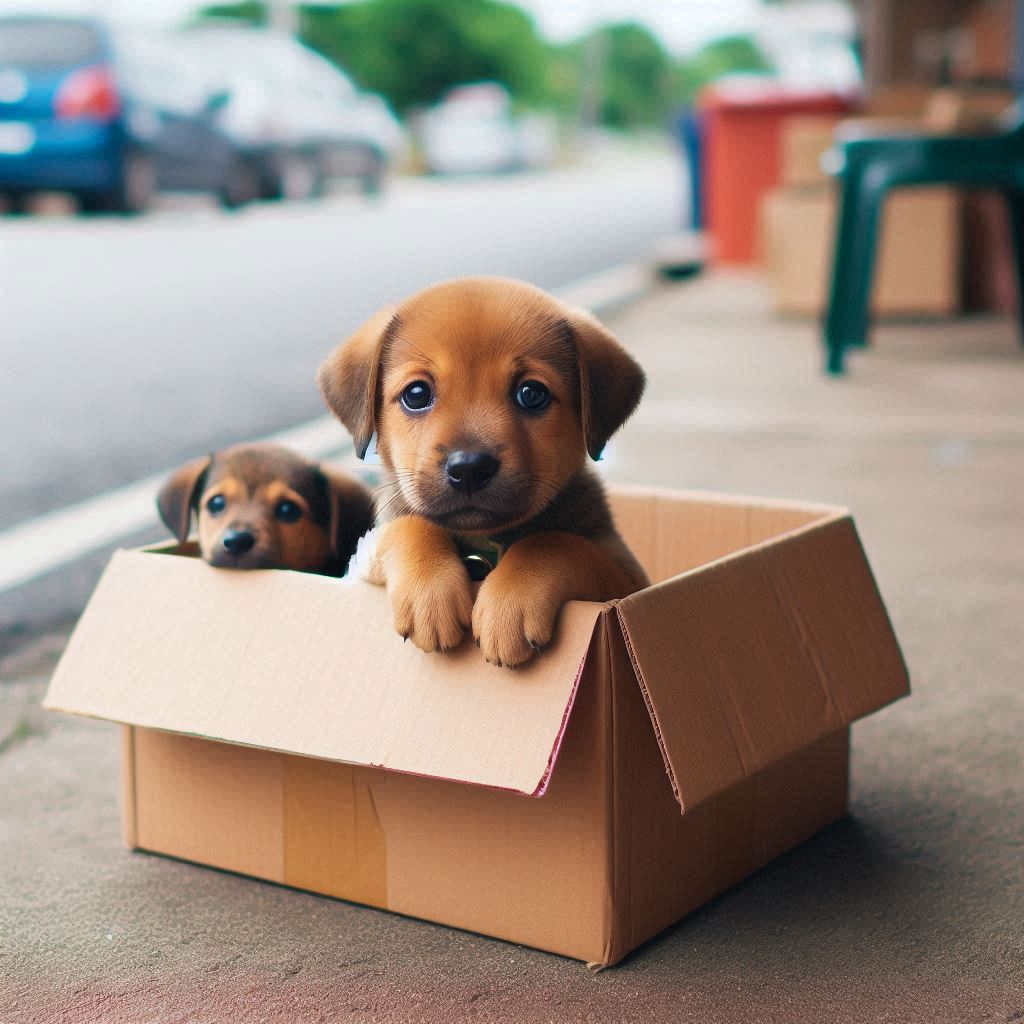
(614, 607, 682, 811)
(601, 612, 627, 967)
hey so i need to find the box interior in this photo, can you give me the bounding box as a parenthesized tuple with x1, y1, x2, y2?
(607, 486, 836, 584)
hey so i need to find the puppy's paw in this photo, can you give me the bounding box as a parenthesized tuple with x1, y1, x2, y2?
(472, 574, 560, 668)
(388, 562, 473, 654)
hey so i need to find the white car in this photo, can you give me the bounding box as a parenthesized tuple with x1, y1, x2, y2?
(419, 83, 555, 176)
(181, 25, 404, 198)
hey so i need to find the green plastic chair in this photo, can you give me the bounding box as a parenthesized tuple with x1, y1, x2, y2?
(822, 105, 1024, 373)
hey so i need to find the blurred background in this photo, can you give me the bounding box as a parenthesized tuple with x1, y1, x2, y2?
(2, 0, 1023, 641)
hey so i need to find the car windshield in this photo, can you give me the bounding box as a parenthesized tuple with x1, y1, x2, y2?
(0, 17, 104, 70)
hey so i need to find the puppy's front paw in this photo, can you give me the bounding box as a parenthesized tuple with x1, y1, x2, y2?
(388, 562, 473, 654)
(472, 574, 560, 668)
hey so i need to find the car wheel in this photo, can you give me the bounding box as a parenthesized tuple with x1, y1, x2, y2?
(76, 191, 108, 214)
(360, 151, 386, 197)
(82, 152, 156, 215)
(219, 158, 259, 210)
(270, 152, 320, 202)
(114, 151, 156, 214)
(1, 191, 30, 215)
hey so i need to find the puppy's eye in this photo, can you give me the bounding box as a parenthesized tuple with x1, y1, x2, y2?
(275, 500, 302, 523)
(400, 380, 434, 412)
(206, 494, 226, 515)
(515, 380, 550, 412)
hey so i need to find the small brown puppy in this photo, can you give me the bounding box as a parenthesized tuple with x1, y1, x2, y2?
(157, 442, 373, 575)
(318, 276, 649, 666)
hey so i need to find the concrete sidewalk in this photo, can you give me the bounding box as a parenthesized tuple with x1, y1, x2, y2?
(2, 274, 1023, 1023)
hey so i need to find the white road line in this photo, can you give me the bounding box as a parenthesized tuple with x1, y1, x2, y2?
(0, 263, 654, 595)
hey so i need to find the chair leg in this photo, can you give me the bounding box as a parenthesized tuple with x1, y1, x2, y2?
(1003, 189, 1024, 345)
(824, 167, 887, 374)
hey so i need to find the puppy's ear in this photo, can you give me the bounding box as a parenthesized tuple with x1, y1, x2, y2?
(319, 466, 374, 568)
(317, 307, 396, 459)
(567, 307, 646, 460)
(156, 456, 211, 544)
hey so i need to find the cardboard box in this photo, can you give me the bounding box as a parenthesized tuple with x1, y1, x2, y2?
(44, 488, 909, 967)
(781, 116, 842, 187)
(761, 185, 960, 317)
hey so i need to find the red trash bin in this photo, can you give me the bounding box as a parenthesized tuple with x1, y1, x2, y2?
(700, 84, 857, 264)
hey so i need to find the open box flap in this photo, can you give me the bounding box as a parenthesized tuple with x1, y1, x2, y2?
(615, 514, 909, 814)
(43, 549, 605, 796)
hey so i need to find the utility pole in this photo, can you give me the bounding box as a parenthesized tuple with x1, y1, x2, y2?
(267, 0, 297, 36)
(578, 26, 607, 132)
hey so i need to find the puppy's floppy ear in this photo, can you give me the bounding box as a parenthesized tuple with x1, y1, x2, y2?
(156, 456, 211, 544)
(317, 307, 396, 459)
(319, 465, 374, 568)
(566, 307, 646, 460)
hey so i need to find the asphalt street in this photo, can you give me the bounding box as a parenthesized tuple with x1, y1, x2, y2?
(0, 147, 680, 644)
(0, 147, 680, 531)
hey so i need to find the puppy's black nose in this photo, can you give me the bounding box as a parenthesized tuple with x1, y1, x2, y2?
(222, 529, 256, 555)
(445, 451, 500, 493)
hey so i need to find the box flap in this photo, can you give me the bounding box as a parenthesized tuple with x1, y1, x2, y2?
(615, 514, 909, 814)
(44, 550, 605, 796)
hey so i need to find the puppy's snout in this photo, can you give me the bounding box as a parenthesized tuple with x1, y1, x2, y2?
(445, 451, 500, 493)
(222, 528, 256, 555)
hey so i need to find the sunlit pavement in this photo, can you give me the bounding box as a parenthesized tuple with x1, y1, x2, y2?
(2, 272, 1022, 1023)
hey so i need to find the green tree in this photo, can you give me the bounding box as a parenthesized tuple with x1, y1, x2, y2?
(675, 34, 774, 103)
(197, 1, 265, 25)
(545, 22, 677, 129)
(593, 23, 674, 128)
(303, 0, 549, 114)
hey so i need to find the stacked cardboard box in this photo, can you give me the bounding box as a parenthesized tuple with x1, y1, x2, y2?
(760, 115, 960, 317)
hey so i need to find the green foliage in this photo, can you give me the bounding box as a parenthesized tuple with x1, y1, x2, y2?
(591, 22, 674, 128)
(197, 1, 265, 25)
(195, 2, 773, 127)
(301, 0, 549, 114)
(676, 34, 775, 104)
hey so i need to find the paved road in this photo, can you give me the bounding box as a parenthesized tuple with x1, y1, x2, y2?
(0, 148, 681, 532)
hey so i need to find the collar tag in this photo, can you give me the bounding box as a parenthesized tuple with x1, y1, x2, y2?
(456, 538, 504, 581)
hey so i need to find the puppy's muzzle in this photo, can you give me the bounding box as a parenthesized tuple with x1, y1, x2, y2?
(445, 451, 500, 494)
(222, 528, 256, 556)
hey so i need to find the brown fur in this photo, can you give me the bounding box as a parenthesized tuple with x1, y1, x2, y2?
(156, 443, 373, 575)
(318, 277, 648, 666)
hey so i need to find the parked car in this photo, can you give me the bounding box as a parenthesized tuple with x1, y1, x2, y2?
(0, 15, 258, 213)
(180, 25, 404, 199)
(418, 83, 556, 176)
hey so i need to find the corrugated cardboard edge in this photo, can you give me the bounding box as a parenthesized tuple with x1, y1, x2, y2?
(614, 604, 679, 806)
(531, 634, 600, 798)
(121, 725, 138, 849)
(602, 609, 634, 969)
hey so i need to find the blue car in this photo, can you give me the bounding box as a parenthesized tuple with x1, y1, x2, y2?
(0, 15, 257, 213)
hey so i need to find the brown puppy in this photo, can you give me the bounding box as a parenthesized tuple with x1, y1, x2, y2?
(318, 277, 649, 666)
(157, 442, 372, 575)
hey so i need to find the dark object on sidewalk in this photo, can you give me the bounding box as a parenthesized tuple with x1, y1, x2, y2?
(823, 107, 1024, 373)
(653, 232, 707, 280)
(656, 110, 707, 280)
